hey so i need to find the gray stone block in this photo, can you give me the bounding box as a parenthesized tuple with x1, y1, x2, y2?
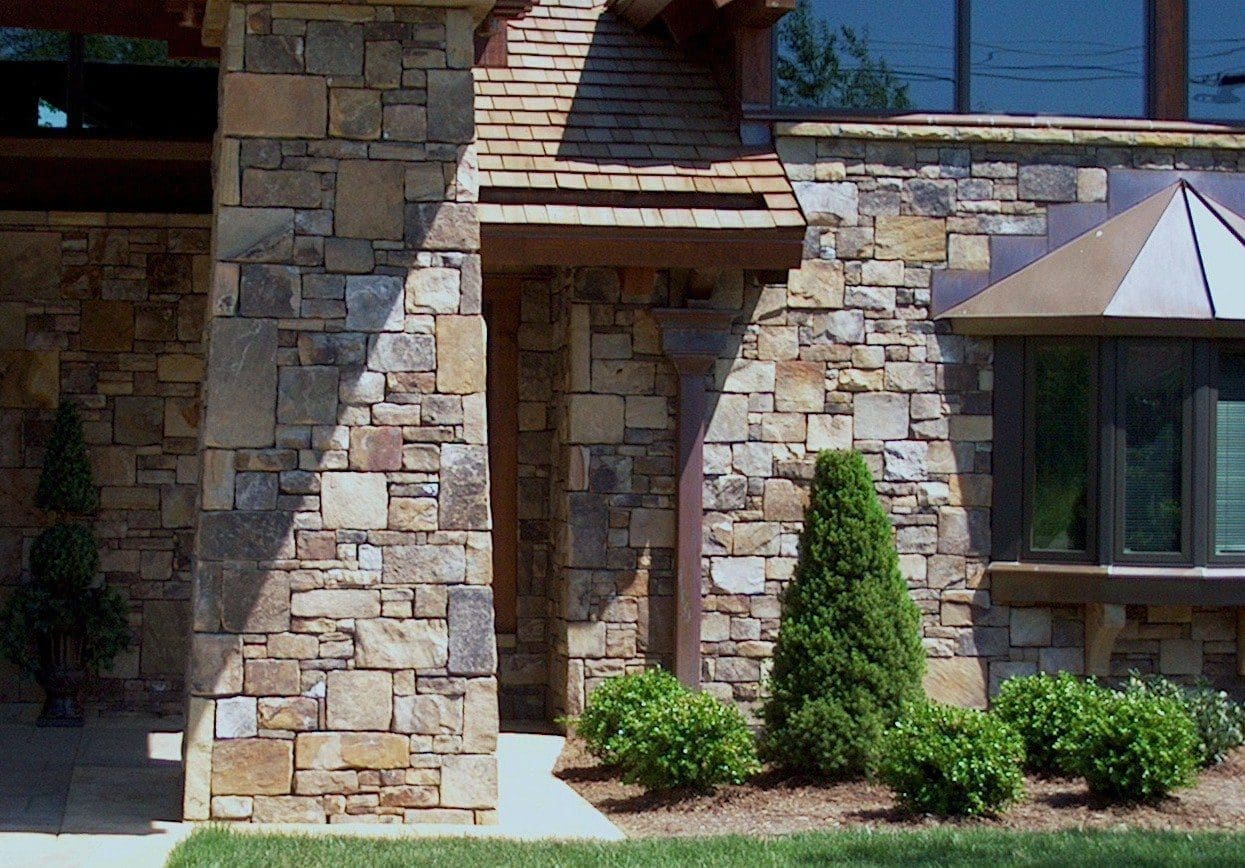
(448, 586, 497, 676)
(203, 318, 278, 448)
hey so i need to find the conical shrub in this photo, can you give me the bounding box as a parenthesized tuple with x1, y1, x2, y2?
(761, 450, 925, 778)
(35, 402, 98, 516)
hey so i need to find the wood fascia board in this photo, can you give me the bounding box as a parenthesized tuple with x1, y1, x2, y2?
(721, 0, 795, 30)
(480, 224, 805, 269)
(611, 0, 674, 30)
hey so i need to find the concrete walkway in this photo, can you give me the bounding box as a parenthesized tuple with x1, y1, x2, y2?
(0, 704, 621, 867)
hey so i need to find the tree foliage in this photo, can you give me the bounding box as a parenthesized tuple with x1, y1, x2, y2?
(775, 1, 912, 111)
(761, 450, 925, 778)
(36, 402, 99, 516)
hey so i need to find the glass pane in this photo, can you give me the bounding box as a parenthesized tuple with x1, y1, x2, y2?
(774, 0, 956, 111)
(970, 0, 1147, 117)
(1121, 343, 1187, 555)
(1030, 343, 1093, 553)
(1189, 0, 1245, 122)
(1215, 353, 1245, 555)
(0, 29, 70, 131)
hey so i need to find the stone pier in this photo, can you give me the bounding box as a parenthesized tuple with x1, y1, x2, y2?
(185, 0, 498, 824)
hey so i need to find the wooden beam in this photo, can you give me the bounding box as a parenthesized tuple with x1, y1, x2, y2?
(1238, 609, 1245, 677)
(1151, 0, 1188, 121)
(621, 268, 657, 303)
(485, 277, 522, 636)
(651, 308, 738, 690)
(1085, 603, 1126, 677)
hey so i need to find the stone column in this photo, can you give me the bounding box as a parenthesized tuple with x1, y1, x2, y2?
(651, 309, 735, 689)
(186, 0, 497, 824)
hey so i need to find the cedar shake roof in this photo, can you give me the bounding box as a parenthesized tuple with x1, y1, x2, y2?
(939, 180, 1245, 335)
(473, 0, 804, 233)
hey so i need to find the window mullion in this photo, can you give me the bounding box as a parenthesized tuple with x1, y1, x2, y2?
(1191, 341, 1213, 566)
(956, 0, 971, 113)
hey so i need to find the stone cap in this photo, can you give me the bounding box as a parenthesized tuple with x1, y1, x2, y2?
(201, 0, 498, 46)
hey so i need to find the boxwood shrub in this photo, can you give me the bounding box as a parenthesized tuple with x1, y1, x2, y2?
(614, 690, 761, 792)
(880, 701, 1026, 818)
(1122, 674, 1245, 768)
(576, 668, 684, 764)
(1057, 690, 1200, 802)
(992, 672, 1110, 775)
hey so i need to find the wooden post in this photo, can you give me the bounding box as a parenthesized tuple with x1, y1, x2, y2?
(651, 308, 736, 689)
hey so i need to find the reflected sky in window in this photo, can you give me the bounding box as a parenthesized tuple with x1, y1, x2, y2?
(1189, 0, 1245, 121)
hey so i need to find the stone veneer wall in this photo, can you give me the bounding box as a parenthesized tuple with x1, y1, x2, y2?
(185, 1, 498, 824)
(0, 215, 208, 713)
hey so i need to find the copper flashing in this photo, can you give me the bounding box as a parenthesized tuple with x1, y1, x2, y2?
(940, 180, 1245, 336)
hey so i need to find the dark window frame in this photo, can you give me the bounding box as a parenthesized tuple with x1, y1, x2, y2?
(1000, 336, 1245, 570)
(769, 0, 1237, 125)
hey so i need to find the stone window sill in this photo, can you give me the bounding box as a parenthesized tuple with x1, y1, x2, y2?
(989, 561, 1245, 606)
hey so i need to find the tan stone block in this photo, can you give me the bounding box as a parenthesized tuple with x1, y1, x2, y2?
(875, 216, 947, 262)
(189, 633, 243, 696)
(322, 472, 388, 529)
(253, 795, 324, 823)
(350, 426, 402, 471)
(157, 353, 205, 383)
(329, 88, 381, 140)
(336, 160, 405, 241)
(462, 679, 498, 753)
(221, 73, 327, 139)
(774, 361, 825, 412)
(566, 394, 624, 444)
(291, 589, 380, 619)
(141, 599, 189, 676)
(0, 351, 58, 409)
(356, 618, 448, 669)
(210, 795, 252, 820)
(258, 697, 319, 731)
(1160, 638, 1202, 675)
(268, 632, 319, 658)
(924, 656, 987, 709)
(436, 315, 486, 394)
(164, 397, 199, 439)
(212, 738, 293, 795)
(787, 259, 844, 308)
(948, 235, 989, 271)
(79, 300, 134, 352)
(201, 450, 235, 511)
(807, 414, 851, 451)
(388, 497, 437, 531)
(326, 669, 392, 730)
(295, 732, 410, 770)
(440, 755, 497, 809)
(625, 395, 668, 429)
(0, 231, 60, 299)
(183, 697, 214, 820)
(763, 479, 806, 522)
(245, 659, 301, 696)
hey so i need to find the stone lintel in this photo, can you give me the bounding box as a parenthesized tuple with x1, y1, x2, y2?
(202, 0, 499, 47)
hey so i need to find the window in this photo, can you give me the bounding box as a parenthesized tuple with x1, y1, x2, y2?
(969, 0, 1147, 117)
(0, 28, 216, 138)
(1188, 0, 1245, 122)
(1005, 337, 1245, 568)
(774, 0, 957, 111)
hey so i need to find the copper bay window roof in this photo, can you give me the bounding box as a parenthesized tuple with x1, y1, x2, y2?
(938, 178, 1245, 336)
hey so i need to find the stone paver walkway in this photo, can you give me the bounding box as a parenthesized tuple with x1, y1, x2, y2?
(0, 704, 621, 867)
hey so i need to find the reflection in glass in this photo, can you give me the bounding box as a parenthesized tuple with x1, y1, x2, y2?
(774, 0, 955, 111)
(1030, 343, 1092, 553)
(1216, 354, 1245, 555)
(970, 0, 1146, 117)
(1189, 0, 1245, 122)
(1121, 343, 1186, 555)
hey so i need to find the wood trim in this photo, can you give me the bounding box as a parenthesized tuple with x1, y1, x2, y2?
(485, 277, 522, 635)
(0, 137, 212, 161)
(735, 25, 774, 118)
(651, 308, 738, 690)
(1152, 0, 1188, 121)
(481, 225, 805, 269)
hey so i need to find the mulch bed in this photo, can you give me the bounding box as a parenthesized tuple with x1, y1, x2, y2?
(553, 736, 1245, 838)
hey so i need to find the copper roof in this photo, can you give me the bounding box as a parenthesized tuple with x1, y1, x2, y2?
(473, 0, 804, 234)
(939, 180, 1245, 335)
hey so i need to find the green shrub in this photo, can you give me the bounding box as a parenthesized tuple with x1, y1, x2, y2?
(992, 673, 1110, 775)
(614, 690, 760, 792)
(576, 668, 685, 764)
(1058, 691, 1200, 802)
(762, 450, 925, 778)
(0, 402, 129, 676)
(1121, 674, 1245, 768)
(880, 701, 1026, 817)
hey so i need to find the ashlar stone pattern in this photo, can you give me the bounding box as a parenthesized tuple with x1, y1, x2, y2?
(0, 216, 208, 712)
(189, 2, 497, 825)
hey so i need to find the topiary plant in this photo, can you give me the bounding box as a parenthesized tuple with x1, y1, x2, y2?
(761, 450, 925, 779)
(880, 700, 1026, 817)
(992, 672, 1111, 775)
(575, 668, 686, 764)
(1057, 690, 1200, 802)
(0, 401, 130, 724)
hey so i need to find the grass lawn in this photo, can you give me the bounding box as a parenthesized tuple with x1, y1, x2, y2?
(169, 827, 1245, 867)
